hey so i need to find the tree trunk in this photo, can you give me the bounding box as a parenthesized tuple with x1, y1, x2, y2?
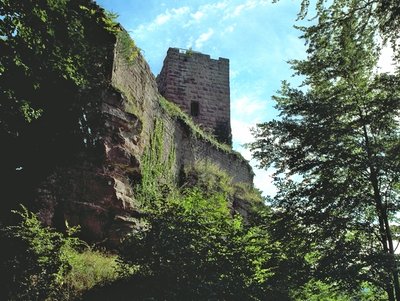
(370, 169, 400, 301)
(387, 280, 396, 301)
(383, 212, 400, 301)
(361, 116, 400, 301)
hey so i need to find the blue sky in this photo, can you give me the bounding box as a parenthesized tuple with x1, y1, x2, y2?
(95, 0, 308, 196)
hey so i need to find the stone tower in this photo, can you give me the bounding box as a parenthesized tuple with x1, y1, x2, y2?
(157, 48, 232, 145)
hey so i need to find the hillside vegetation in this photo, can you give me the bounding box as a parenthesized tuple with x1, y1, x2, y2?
(1, 0, 399, 300)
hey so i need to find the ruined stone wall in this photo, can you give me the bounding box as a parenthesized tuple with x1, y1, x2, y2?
(157, 48, 231, 145)
(33, 38, 253, 246)
(112, 43, 252, 184)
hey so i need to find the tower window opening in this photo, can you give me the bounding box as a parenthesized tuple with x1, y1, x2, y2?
(191, 101, 200, 117)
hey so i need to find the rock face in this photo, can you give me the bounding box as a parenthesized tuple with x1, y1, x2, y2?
(30, 37, 255, 246)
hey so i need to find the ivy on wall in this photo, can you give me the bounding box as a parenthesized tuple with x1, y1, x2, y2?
(137, 119, 176, 206)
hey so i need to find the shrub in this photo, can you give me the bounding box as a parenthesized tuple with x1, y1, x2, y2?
(0, 206, 80, 300)
(0, 206, 122, 300)
(118, 189, 276, 300)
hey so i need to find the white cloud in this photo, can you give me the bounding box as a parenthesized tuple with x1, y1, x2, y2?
(230, 69, 239, 79)
(234, 143, 277, 197)
(234, 137, 277, 197)
(182, 1, 229, 28)
(186, 36, 195, 49)
(224, 0, 269, 19)
(253, 166, 277, 197)
(223, 24, 236, 34)
(378, 44, 396, 74)
(231, 119, 254, 145)
(170, 7, 190, 16)
(283, 35, 307, 61)
(195, 28, 214, 49)
(199, 1, 229, 12)
(232, 1, 256, 17)
(191, 11, 204, 21)
(134, 6, 190, 34)
(233, 96, 264, 116)
(154, 13, 171, 26)
(238, 146, 253, 161)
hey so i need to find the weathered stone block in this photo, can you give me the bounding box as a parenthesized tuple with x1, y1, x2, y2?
(157, 48, 232, 145)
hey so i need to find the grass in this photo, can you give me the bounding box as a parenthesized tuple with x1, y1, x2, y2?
(183, 161, 262, 205)
(62, 248, 122, 298)
(233, 182, 263, 204)
(183, 161, 234, 197)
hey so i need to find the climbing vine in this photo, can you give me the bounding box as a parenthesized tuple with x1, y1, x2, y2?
(137, 119, 176, 206)
(117, 30, 140, 64)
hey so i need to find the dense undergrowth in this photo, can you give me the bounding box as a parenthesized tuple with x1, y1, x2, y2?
(0, 163, 281, 300)
(0, 207, 120, 300)
(0, 111, 287, 300)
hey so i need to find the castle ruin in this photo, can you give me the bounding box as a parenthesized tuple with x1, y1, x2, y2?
(11, 41, 253, 245)
(157, 48, 232, 145)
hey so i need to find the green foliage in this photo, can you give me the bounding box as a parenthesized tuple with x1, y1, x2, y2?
(0, 0, 116, 139)
(117, 30, 140, 64)
(103, 8, 140, 64)
(1, 0, 115, 90)
(1, 205, 81, 300)
(117, 149, 283, 300)
(294, 280, 350, 301)
(293, 280, 387, 301)
(182, 161, 234, 197)
(138, 119, 176, 205)
(182, 161, 266, 228)
(185, 47, 194, 57)
(62, 248, 120, 299)
(290, 0, 400, 58)
(233, 182, 263, 204)
(102, 10, 120, 34)
(183, 161, 264, 207)
(251, 0, 400, 299)
(20, 100, 43, 123)
(0, 206, 122, 300)
(119, 189, 277, 300)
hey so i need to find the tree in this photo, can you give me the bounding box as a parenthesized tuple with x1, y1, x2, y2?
(0, 0, 117, 216)
(0, 0, 116, 128)
(291, 0, 400, 56)
(249, 1, 400, 300)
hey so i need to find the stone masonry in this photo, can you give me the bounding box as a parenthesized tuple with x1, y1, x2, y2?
(28, 39, 253, 246)
(157, 48, 232, 145)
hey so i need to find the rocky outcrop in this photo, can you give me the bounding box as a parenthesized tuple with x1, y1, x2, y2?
(32, 36, 254, 246)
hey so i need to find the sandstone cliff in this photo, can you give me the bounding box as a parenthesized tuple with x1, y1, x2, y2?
(28, 35, 255, 246)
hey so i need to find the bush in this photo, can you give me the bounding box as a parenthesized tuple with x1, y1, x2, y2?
(292, 280, 387, 301)
(118, 189, 277, 300)
(0, 206, 80, 300)
(0, 206, 121, 300)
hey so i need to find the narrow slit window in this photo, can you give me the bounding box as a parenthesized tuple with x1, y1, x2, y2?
(191, 101, 199, 117)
